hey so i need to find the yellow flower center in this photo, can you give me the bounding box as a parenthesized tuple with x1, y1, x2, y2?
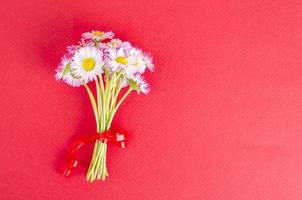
(116, 56, 128, 65)
(82, 58, 95, 71)
(134, 60, 139, 68)
(110, 41, 117, 46)
(93, 31, 104, 37)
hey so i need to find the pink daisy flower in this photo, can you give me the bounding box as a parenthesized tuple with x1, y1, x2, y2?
(82, 31, 114, 41)
(129, 74, 150, 94)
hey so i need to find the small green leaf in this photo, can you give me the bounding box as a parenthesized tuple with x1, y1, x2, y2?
(129, 79, 138, 90)
(62, 63, 71, 75)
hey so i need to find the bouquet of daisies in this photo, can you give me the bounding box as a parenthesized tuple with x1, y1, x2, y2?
(55, 31, 154, 182)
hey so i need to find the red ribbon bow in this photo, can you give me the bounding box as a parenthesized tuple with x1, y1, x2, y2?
(63, 129, 127, 177)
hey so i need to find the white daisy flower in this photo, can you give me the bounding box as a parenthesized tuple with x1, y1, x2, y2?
(82, 31, 114, 41)
(55, 56, 82, 87)
(107, 40, 133, 54)
(107, 39, 122, 48)
(71, 46, 104, 84)
(128, 74, 150, 94)
(124, 48, 148, 76)
(107, 47, 135, 72)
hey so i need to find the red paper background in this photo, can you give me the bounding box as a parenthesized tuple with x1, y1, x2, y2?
(1, 0, 302, 199)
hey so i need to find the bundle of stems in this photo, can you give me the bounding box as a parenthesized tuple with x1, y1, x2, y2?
(84, 69, 133, 182)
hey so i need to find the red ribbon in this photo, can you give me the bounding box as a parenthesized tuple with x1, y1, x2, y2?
(63, 129, 127, 177)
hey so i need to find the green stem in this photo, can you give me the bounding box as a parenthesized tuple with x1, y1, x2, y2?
(107, 88, 133, 129)
(109, 72, 123, 115)
(92, 141, 104, 180)
(95, 78, 102, 131)
(84, 84, 99, 132)
(86, 140, 100, 181)
(86, 71, 133, 182)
